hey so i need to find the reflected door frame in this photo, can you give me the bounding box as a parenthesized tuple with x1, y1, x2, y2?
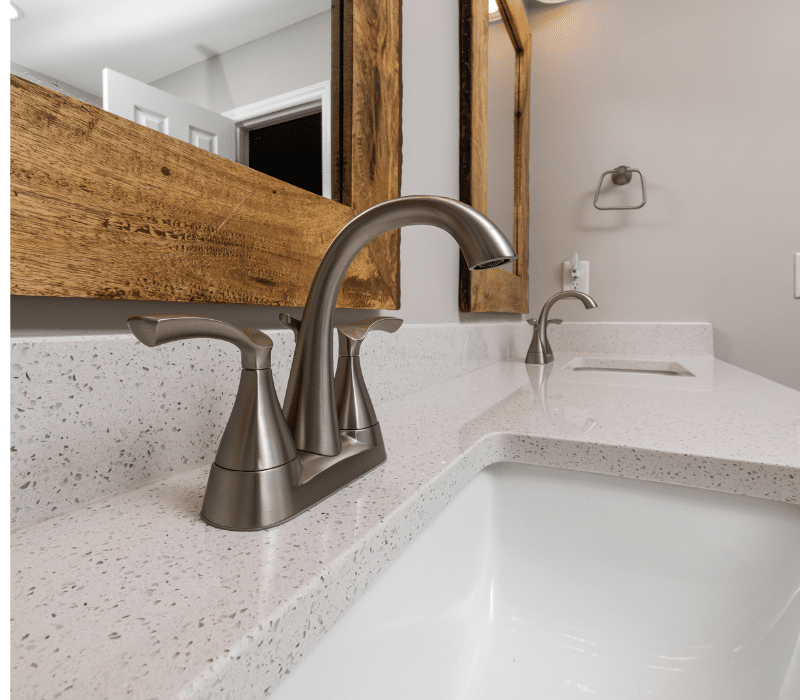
(459, 0, 530, 314)
(223, 81, 332, 199)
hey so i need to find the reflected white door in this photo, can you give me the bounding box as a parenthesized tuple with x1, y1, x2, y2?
(102, 68, 236, 160)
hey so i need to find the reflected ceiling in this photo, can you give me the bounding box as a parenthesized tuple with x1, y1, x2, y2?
(10, 0, 329, 96)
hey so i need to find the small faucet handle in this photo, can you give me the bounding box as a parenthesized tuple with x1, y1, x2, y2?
(526, 318, 562, 330)
(334, 317, 403, 430)
(278, 313, 301, 341)
(128, 314, 273, 370)
(336, 316, 403, 357)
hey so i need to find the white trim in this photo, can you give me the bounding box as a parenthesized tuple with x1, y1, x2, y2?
(222, 81, 331, 199)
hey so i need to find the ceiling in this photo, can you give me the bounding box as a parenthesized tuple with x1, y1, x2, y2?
(10, 0, 329, 97)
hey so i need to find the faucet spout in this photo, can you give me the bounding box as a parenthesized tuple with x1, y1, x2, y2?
(284, 195, 517, 456)
(526, 290, 598, 365)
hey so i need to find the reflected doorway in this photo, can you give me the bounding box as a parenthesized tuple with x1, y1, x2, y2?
(248, 112, 322, 196)
(223, 80, 331, 199)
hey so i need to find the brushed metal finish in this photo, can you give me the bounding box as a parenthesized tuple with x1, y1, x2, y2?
(610, 166, 633, 185)
(526, 291, 598, 364)
(201, 458, 303, 531)
(594, 166, 647, 210)
(127, 315, 295, 472)
(214, 369, 297, 472)
(284, 195, 517, 457)
(278, 313, 301, 341)
(334, 316, 403, 430)
(128, 314, 272, 370)
(336, 317, 404, 356)
(525, 317, 562, 363)
(201, 425, 385, 530)
(334, 358, 378, 430)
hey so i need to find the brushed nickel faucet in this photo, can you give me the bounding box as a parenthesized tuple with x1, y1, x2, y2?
(128, 196, 516, 530)
(526, 290, 598, 364)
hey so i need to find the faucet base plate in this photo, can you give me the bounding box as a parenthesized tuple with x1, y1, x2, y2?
(201, 424, 386, 530)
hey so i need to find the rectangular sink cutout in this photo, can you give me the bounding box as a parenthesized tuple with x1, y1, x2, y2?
(270, 463, 800, 700)
(564, 357, 694, 377)
(572, 366, 686, 377)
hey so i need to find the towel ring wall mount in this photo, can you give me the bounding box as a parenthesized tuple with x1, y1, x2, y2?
(593, 165, 647, 210)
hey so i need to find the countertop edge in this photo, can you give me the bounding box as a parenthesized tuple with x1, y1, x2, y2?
(183, 433, 800, 698)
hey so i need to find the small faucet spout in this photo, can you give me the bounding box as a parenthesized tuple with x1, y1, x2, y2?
(526, 290, 597, 365)
(284, 195, 517, 456)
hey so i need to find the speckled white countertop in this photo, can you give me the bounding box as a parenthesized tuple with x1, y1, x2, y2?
(11, 351, 800, 700)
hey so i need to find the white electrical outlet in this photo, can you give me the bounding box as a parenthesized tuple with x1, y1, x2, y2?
(562, 260, 590, 292)
(795, 253, 800, 299)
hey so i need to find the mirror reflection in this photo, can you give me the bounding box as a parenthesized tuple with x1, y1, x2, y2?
(10, 0, 332, 197)
(486, 11, 516, 273)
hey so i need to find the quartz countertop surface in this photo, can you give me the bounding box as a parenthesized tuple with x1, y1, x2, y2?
(11, 354, 800, 700)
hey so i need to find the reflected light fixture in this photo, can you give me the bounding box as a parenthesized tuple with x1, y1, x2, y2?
(491, 0, 569, 23)
(10, 1, 23, 20)
(488, 0, 502, 23)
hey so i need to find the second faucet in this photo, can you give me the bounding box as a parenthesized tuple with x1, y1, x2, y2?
(525, 291, 598, 364)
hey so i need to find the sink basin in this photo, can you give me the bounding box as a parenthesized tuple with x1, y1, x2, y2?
(563, 357, 695, 376)
(271, 463, 800, 699)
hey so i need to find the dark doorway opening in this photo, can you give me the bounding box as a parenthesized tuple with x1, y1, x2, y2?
(248, 112, 322, 196)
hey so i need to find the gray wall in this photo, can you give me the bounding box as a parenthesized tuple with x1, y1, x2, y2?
(398, 0, 519, 325)
(524, 0, 800, 390)
(150, 11, 331, 113)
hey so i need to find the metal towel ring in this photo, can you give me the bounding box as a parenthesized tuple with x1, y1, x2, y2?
(593, 165, 646, 210)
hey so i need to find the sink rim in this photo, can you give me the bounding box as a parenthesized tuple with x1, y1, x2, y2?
(270, 460, 800, 699)
(563, 356, 695, 376)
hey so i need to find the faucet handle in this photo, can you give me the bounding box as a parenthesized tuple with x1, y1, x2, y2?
(278, 313, 301, 341)
(526, 318, 562, 330)
(127, 314, 296, 472)
(334, 317, 403, 430)
(336, 316, 403, 357)
(128, 314, 273, 370)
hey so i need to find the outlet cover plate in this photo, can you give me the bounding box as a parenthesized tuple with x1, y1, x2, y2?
(562, 260, 590, 293)
(795, 253, 799, 299)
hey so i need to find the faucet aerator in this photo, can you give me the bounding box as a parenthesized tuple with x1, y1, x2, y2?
(472, 258, 512, 270)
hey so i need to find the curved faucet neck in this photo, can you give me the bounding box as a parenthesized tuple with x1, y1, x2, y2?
(283, 196, 516, 456)
(528, 290, 597, 365)
(538, 290, 596, 326)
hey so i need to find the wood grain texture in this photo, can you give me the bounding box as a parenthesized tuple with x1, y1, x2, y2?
(459, 0, 530, 314)
(11, 2, 403, 310)
(9, 77, 387, 307)
(338, 0, 403, 308)
(496, 0, 530, 51)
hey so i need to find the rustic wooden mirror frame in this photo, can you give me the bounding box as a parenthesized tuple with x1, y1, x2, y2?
(10, 0, 402, 310)
(459, 0, 530, 313)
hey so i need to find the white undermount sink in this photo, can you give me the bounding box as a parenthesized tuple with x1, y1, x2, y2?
(271, 463, 800, 699)
(563, 357, 695, 376)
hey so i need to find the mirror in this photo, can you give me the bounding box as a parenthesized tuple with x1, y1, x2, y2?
(459, 0, 530, 314)
(10, 0, 402, 310)
(486, 12, 517, 272)
(10, 0, 332, 198)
